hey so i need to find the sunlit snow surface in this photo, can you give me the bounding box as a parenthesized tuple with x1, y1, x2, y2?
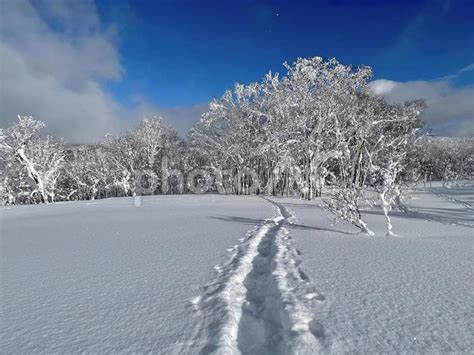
(277, 184, 473, 353)
(1, 186, 473, 353)
(1, 196, 273, 352)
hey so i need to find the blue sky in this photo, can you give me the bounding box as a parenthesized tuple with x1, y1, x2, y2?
(1, 0, 473, 141)
(98, 0, 474, 108)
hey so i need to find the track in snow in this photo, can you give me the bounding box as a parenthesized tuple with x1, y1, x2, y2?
(429, 190, 473, 210)
(181, 197, 324, 354)
(398, 197, 474, 229)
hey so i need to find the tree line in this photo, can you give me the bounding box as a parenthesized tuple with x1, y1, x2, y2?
(1, 57, 473, 234)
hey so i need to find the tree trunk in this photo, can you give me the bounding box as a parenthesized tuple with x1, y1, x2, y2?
(161, 156, 169, 194)
(17, 147, 48, 203)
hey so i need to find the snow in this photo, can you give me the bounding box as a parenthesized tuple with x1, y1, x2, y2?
(380, 182, 473, 230)
(0, 195, 273, 352)
(1, 186, 473, 353)
(183, 198, 321, 354)
(276, 186, 473, 353)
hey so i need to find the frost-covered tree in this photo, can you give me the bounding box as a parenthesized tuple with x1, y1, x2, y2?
(61, 145, 110, 201)
(105, 116, 181, 196)
(363, 99, 425, 235)
(0, 116, 64, 203)
(1, 55, 441, 238)
(413, 137, 474, 186)
(191, 56, 428, 235)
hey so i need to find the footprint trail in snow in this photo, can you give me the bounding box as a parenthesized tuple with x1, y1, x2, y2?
(181, 197, 324, 354)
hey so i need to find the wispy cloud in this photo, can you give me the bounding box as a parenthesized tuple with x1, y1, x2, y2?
(158, 104, 208, 138)
(130, 97, 207, 138)
(381, 0, 452, 59)
(459, 63, 474, 73)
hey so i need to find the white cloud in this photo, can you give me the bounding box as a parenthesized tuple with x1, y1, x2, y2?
(369, 79, 397, 96)
(0, 0, 207, 143)
(127, 97, 207, 139)
(158, 104, 208, 138)
(0, 0, 136, 143)
(369, 78, 474, 137)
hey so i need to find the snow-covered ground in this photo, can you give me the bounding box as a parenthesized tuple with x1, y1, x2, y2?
(1, 196, 273, 352)
(1, 187, 473, 353)
(278, 188, 473, 353)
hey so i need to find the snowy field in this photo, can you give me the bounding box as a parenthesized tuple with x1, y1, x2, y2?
(1, 186, 473, 353)
(278, 187, 473, 353)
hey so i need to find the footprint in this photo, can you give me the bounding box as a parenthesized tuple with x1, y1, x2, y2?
(298, 268, 310, 282)
(308, 319, 325, 338)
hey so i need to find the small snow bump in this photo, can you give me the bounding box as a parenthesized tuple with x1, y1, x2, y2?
(190, 295, 202, 305)
(304, 290, 325, 301)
